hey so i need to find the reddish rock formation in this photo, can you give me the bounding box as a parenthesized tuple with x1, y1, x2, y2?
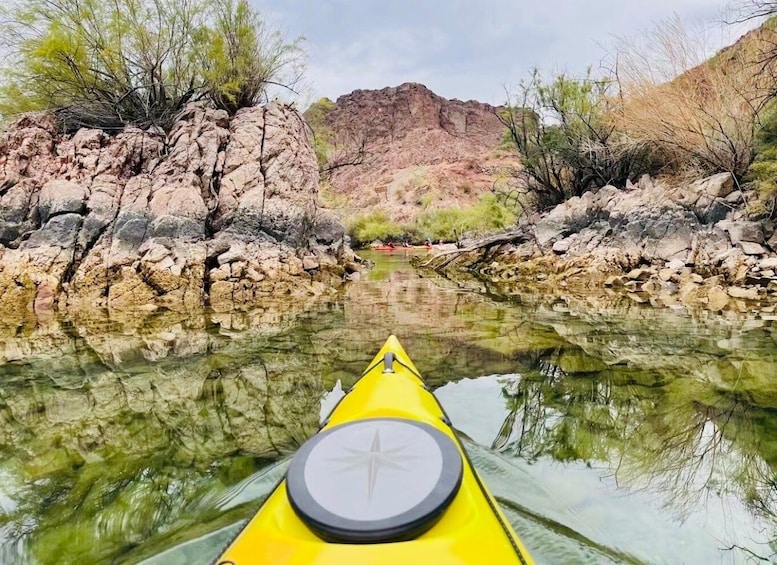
(0, 102, 355, 317)
(314, 82, 518, 223)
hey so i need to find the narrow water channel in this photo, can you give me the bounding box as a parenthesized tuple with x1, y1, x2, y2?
(1, 250, 776, 564)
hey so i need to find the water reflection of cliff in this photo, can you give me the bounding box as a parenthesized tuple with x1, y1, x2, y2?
(0, 305, 339, 564)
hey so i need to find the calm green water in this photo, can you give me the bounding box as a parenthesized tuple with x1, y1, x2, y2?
(1, 250, 777, 564)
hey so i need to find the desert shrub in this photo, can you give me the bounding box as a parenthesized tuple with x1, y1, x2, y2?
(304, 98, 337, 170)
(414, 194, 515, 241)
(747, 148, 777, 190)
(0, 0, 302, 132)
(613, 15, 775, 178)
(304, 96, 370, 177)
(744, 98, 777, 217)
(196, 0, 304, 115)
(499, 70, 658, 209)
(416, 192, 435, 209)
(347, 210, 404, 247)
(745, 149, 777, 217)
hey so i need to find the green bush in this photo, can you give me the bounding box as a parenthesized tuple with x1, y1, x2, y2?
(196, 0, 304, 115)
(347, 211, 404, 247)
(500, 69, 658, 209)
(0, 0, 303, 131)
(743, 99, 777, 218)
(304, 98, 336, 171)
(414, 194, 515, 241)
(745, 147, 777, 218)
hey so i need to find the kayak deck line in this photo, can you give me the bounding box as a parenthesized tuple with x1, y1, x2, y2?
(214, 335, 534, 564)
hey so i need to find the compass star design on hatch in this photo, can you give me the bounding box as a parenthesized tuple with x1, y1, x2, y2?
(334, 427, 419, 499)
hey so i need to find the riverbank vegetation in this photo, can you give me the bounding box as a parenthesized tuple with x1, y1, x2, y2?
(347, 194, 515, 248)
(0, 0, 303, 132)
(497, 7, 777, 219)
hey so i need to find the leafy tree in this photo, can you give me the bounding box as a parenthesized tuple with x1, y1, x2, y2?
(0, 0, 303, 132)
(499, 70, 657, 209)
(196, 0, 304, 115)
(413, 194, 515, 242)
(347, 210, 404, 247)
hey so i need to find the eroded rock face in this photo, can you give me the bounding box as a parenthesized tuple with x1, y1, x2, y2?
(428, 172, 777, 312)
(310, 82, 520, 224)
(0, 103, 354, 316)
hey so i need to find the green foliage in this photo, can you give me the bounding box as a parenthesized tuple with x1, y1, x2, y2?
(756, 98, 777, 152)
(416, 192, 435, 209)
(305, 97, 335, 126)
(304, 98, 336, 171)
(413, 194, 515, 241)
(745, 148, 777, 218)
(347, 210, 404, 247)
(0, 0, 303, 131)
(197, 0, 303, 114)
(743, 99, 777, 218)
(500, 69, 658, 209)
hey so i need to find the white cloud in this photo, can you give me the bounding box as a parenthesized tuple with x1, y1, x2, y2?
(253, 0, 762, 105)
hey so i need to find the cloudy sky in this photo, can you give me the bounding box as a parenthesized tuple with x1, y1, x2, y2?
(252, 1, 761, 105)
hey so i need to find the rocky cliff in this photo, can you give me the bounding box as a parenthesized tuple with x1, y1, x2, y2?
(0, 102, 356, 318)
(423, 173, 777, 313)
(314, 82, 518, 222)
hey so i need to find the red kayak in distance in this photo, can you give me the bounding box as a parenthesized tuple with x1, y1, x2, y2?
(371, 245, 433, 251)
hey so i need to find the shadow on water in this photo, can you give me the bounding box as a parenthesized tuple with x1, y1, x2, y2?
(0, 250, 776, 563)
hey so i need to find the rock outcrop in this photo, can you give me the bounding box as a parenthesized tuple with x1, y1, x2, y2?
(0, 102, 356, 317)
(311, 82, 519, 223)
(423, 173, 777, 312)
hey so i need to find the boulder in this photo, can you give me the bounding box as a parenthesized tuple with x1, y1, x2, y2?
(719, 220, 766, 245)
(740, 241, 768, 256)
(706, 286, 729, 311)
(728, 286, 760, 300)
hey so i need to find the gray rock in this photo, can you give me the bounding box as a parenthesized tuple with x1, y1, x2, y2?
(150, 215, 205, 240)
(687, 172, 735, 200)
(24, 213, 83, 249)
(728, 286, 760, 300)
(724, 190, 743, 205)
(768, 231, 777, 252)
(313, 210, 346, 246)
(38, 180, 88, 222)
(113, 212, 150, 248)
(720, 220, 765, 244)
(552, 237, 573, 254)
(760, 257, 777, 270)
(740, 241, 768, 256)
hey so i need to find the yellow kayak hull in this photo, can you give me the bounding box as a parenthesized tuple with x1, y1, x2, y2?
(216, 335, 534, 564)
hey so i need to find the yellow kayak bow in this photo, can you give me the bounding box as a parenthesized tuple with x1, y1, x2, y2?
(216, 335, 534, 564)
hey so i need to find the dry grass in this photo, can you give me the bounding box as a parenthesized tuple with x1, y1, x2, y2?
(612, 16, 777, 177)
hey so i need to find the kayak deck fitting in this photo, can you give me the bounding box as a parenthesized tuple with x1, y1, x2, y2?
(215, 335, 534, 564)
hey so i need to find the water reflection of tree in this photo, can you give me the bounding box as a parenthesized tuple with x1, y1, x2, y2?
(492, 351, 777, 557)
(494, 357, 632, 463)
